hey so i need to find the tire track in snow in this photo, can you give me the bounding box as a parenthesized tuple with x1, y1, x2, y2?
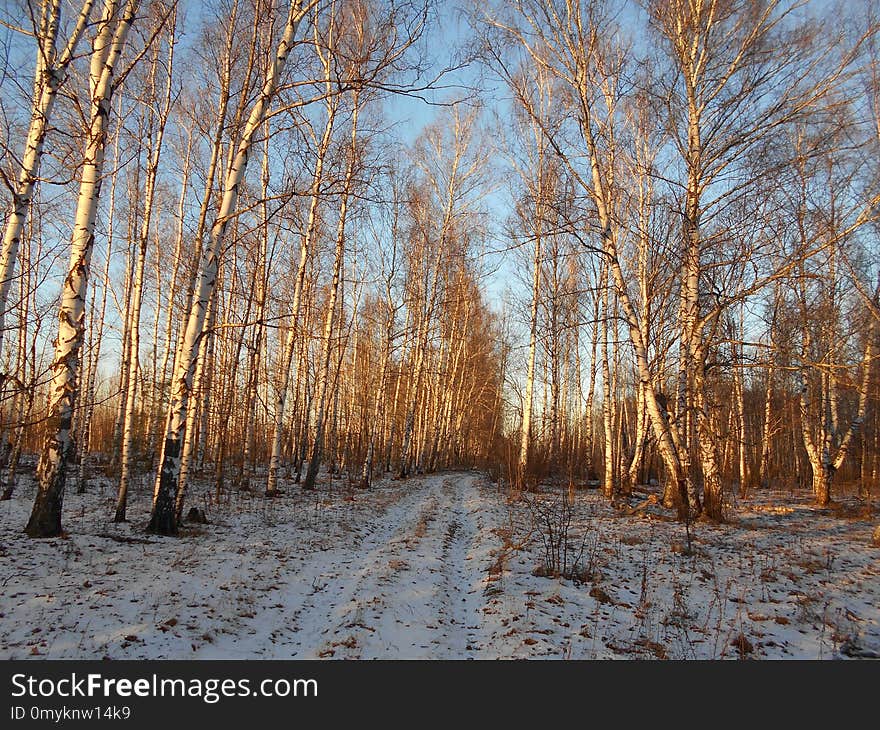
(305, 472, 486, 658)
(435, 474, 484, 657)
(199, 477, 437, 658)
(201, 471, 491, 658)
(304, 483, 444, 658)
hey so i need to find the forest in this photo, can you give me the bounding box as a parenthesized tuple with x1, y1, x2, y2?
(0, 0, 878, 660)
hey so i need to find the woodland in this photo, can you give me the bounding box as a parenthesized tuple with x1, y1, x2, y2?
(0, 0, 878, 660)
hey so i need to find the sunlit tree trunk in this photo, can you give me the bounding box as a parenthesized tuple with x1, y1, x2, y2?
(0, 0, 96, 357)
(152, 125, 194, 455)
(150, 0, 312, 534)
(174, 293, 215, 521)
(241, 126, 272, 484)
(266, 89, 337, 496)
(303, 93, 359, 491)
(600, 266, 614, 499)
(361, 297, 394, 487)
(116, 22, 175, 521)
(519, 206, 541, 485)
(26, 0, 139, 538)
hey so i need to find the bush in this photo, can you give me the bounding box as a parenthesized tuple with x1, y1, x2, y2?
(525, 492, 594, 582)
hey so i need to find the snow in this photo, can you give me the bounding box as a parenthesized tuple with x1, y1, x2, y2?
(1, 470, 878, 659)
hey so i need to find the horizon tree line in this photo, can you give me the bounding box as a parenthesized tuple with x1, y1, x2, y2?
(0, 0, 878, 539)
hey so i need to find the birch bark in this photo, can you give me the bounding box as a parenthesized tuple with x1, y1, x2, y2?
(266, 89, 337, 496)
(303, 93, 359, 491)
(0, 0, 96, 356)
(116, 24, 175, 521)
(150, 1, 312, 533)
(27, 0, 139, 538)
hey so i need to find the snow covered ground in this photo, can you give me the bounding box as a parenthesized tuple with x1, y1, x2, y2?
(1, 469, 878, 659)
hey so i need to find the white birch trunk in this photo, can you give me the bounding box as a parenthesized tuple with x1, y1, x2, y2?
(116, 26, 174, 521)
(600, 268, 614, 498)
(152, 126, 193, 455)
(518, 214, 541, 485)
(0, 0, 96, 356)
(150, 1, 311, 533)
(26, 0, 138, 538)
(303, 96, 359, 491)
(360, 300, 394, 487)
(174, 294, 215, 521)
(265, 93, 336, 496)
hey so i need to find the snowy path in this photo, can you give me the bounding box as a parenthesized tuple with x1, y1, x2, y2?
(2, 468, 878, 659)
(204, 472, 488, 659)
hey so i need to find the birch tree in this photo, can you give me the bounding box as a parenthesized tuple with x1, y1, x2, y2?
(0, 0, 96, 359)
(483, 0, 692, 517)
(265, 36, 339, 497)
(115, 6, 176, 521)
(26, 0, 140, 538)
(149, 0, 314, 534)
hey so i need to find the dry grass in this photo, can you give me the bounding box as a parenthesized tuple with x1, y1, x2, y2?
(829, 501, 873, 520)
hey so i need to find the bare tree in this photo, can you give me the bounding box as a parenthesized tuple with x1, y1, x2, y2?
(26, 0, 140, 538)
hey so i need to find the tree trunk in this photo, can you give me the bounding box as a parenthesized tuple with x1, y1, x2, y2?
(26, 0, 138, 538)
(115, 31, 174, 521)
(0, 0, 95, 356)
(266, 90, 336, 496)
(150, 0, 311, 534)
(600, 267, 615, 499)
(303, 94, 359, 491)
(519, 214, 541, 485)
